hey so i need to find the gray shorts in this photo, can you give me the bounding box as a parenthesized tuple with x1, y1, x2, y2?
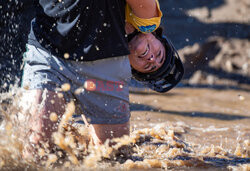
(22, 45, 131, 124)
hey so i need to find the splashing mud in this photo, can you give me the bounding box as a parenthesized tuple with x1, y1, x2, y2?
(0, 87, 249, 170)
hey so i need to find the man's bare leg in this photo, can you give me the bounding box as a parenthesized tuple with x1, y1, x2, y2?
(20, 89, 130, 159)
(20, 89, 66, 159)
(88, 122, 130, 145)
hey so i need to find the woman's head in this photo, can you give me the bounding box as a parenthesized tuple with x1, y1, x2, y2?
(128, 28, 184, 93)
(128, 31, 166, 73)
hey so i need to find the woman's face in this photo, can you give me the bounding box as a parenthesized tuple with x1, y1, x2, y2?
(128, 33, 166, 73)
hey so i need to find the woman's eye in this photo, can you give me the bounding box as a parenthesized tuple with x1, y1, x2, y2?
(139, 44, 149, 58)
(157, 50, 161, 57)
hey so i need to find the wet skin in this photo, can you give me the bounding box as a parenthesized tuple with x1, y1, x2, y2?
(128, 33, 166, 73)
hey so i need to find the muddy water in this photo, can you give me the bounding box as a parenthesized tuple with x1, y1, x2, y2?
(130, 88, 250, 147)
(0, 87, 249, 170)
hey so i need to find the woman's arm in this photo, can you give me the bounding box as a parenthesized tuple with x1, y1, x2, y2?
(126, 0, 158, 18)
(125, 0, 162, 33)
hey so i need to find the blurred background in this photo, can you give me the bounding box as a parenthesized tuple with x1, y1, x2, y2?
(0, 0, 34, 92)
(0, 0, 250, 92)
(160, 0, 250, 91)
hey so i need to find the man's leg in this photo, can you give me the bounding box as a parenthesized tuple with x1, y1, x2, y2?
(82, 113, 130, 144)
(69, 56, 132, 145)
(21, 89, 129, 157)
(20, 89, 66, 158)
(21, 45, 131, 158)
(90, 122, 130, 144)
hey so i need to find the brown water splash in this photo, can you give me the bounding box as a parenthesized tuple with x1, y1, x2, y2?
(0, 88, 249, 170)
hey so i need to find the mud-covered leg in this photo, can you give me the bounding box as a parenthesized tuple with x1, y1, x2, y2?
(19, 89, 66, 161)
(82, 114, 130, 145)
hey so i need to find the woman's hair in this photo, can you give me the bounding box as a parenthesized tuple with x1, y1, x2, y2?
(153, 26, 164, 37)
(152, 27, 166, 46)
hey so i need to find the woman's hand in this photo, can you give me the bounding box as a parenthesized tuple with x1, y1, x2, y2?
(125, 22, 135, 35)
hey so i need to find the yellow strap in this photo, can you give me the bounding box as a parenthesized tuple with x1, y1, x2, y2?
(125, 0, 163, 33)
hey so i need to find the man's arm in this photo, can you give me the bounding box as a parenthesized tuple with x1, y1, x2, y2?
(126, 0, 158, 18)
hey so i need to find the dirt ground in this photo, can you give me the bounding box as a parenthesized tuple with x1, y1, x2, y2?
(159, 0, 250, 89)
